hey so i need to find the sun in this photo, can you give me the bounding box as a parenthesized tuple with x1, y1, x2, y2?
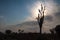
(31, 2, 47, 18)
(28, 0, 57, 21)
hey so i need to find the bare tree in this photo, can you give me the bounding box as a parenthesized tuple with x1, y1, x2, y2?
(37, 4, 45, 34)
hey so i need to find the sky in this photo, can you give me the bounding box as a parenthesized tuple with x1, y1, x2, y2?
(0, 0, 59, 25)
(0, 0, 60, 33)
(0, 0, 36, 25)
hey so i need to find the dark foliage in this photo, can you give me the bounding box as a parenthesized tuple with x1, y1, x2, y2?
(5, 30, 12, 34)
(0, 25, 60, 40)
(55, 25, 60, 34)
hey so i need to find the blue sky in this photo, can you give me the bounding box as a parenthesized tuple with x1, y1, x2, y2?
(0, 0, 59, 25)
(54, 0, 60, 4)
(0, 0, 36, 25)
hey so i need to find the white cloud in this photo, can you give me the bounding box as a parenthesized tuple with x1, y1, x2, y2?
(0, 0, 60, 33)
(25, 0, 60, 33)
(26, 0, 59, 20)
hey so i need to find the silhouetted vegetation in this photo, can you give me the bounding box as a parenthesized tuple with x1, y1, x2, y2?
(5, 30, 12, 34)
(37, 4, 45, 34)
(18, 29, 24, 33)
(0, 25, 60, 40)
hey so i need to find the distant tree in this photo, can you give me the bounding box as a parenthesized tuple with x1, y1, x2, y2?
(18, 29, 24, 33)
(21, 30, 24, 33)
(18, 29, 21, 33)
(55, 25, 60, 35)
(5, 30, 12, 34)
(50, 28, 55, 34)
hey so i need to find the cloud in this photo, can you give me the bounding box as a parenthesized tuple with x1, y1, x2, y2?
(0, 0, 60, 33)
(0, 16, 4, 18)
(55, 12, 60, 20)
(25, 0, 60, 33)
(26, 0, 59, 21)
(45, 15, 53, 21)
(0, 16, 7, 26)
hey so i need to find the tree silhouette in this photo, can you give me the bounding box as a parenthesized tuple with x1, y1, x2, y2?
(37, 4, 45, 34)
(5, 30, 12, 34)
(18, 29, 24, 33)
(50, 28, 55, 34)
(18, 29, 21, 33)
(55, 25, 60, 35)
